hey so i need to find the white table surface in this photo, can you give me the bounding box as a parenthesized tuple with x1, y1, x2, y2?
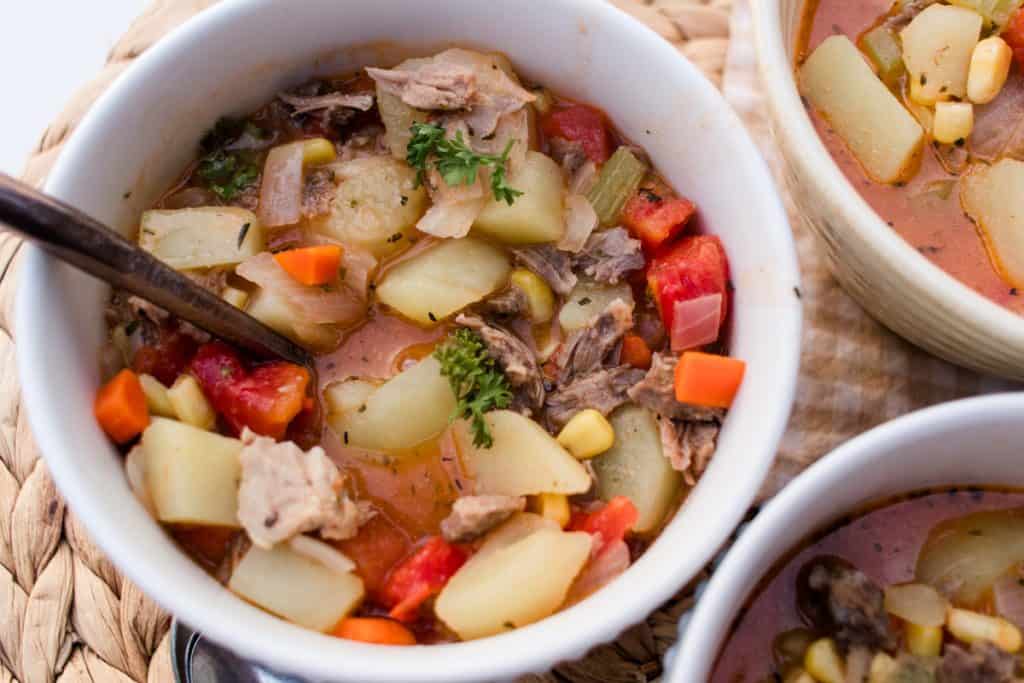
(0, 2, 148, 176)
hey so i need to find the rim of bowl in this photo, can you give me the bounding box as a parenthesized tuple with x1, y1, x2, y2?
(753, 0, 1024, 354)
(669, 391, 1024, 681)
(15, 0, 801, 680)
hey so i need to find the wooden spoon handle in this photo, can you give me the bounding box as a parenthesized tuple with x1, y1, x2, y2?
(0, 173, 313, 367)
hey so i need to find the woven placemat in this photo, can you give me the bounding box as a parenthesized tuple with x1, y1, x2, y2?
(0, 0, 1010, 681)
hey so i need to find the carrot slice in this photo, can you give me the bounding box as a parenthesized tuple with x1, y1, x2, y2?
(95, 369, 150, 443)
(274, 245, 343, 286)
(333, 617, 417, 646)
(621, 334, 653, 370)
(674, 352, 746, 409)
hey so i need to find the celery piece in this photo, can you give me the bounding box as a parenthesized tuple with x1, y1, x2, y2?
(950, 0, 1023, 29)
(860, 26, 905, 85)
(586, 147, 647, 226)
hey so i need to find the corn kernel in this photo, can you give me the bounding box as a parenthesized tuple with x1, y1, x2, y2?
(302, 138, 338, 166)
(529, 493, 570, 528)
(510, 269, 555, 323)
(933, 101, 974, 145)
(804, 638, 845, 683)
(868, 653, 897, 683)
(968, 36, 1013, 104)
(906, 623, 943, 657)
(139, 374, 177, 418)
(556, 409, 615, 460)
(168, 375, 216, 430)
(947, 607, 1022, 653)
(221, 286, 250, 310)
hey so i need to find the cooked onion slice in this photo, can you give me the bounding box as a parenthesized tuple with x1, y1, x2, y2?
(237, 253, 363, 326)
(670, 293, 723, 352)
(884, 582, 949, 627)
(258, 142, 305, 228)
(288, 535, 357, 575)
(558, 194, 599, 253)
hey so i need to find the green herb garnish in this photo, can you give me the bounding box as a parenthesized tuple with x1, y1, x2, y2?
(407, 122, 523, 205)
(434, 329, 512, 448)
(197, 151, 260, 200)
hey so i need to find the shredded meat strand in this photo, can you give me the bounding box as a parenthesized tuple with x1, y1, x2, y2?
(440, 495, 526, 543)
(457, 313, 545, 415)
(511, 245, 578, 296)
(545, 367, 646, 431)
(628, 353, 726, 422)
(557, 298, 634, 384)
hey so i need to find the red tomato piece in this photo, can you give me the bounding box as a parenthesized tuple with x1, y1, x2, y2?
(646, 235, 730, 335)
(1004, 10, 1024, 68)
(335, 515, 413, 600)
(623, 191, 696, 252)
(382, 536, 468, 622)
(570, 497, 640, 555)
(542, 104, 613, 164)
(189, 342, 311, 439)
(131, 327, 198, 386)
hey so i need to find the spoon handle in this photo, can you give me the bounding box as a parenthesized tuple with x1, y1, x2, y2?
(0, 173, 313, 367)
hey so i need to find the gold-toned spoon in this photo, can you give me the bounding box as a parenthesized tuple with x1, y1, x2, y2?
(0, 173, 313, 367)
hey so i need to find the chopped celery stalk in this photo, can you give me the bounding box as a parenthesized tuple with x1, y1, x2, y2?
(951, 0, 1023, 28)
(586, 147, 647, 226)
(860, 26, 905, 85)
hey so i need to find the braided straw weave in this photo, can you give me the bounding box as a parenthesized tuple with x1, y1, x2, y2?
(1, 1, 730, 680)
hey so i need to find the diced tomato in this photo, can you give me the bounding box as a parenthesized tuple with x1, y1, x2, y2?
(335, 515, 413, 600)
(1004, 9, 1024, 68)
(570, 497, 640, 556)
(131, 327, 198, 386)
(541, 104, 613, 164)
(646, 235, 730, 336)
(189, 342, 311, 439)
(381, 536, 468, 622)
(622, 190, 696, 252)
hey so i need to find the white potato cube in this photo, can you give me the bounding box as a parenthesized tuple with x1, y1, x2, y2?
(800, 35, 925, 183)
(902, 5, 983, 105)
(473, 152, 566, 244)
(962, 158, 1024, 287)
(558, 280, 634, 333)
(139, 207, 263, 269)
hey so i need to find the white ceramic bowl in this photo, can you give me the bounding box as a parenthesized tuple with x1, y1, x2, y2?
(15, 1, 801, 680)
(755, 0, 1024, 380)
(668, 392, 1024, 681)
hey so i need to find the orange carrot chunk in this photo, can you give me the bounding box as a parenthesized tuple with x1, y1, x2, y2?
(674, 352, 746, 409)
(274, 245, 343, 286)
(621, 334, 653, 370)
(333, 617, 417, 646)
(94, 369, 150, 443)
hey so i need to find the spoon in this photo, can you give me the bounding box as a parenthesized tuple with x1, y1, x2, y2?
(0, 173, 313, 368)
(171, 621, 300, 683)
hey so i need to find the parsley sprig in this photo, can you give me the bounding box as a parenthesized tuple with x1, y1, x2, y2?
(196, 117, 265, 201)
(434, 329, 512, 448)
(407, 122, 524, 205)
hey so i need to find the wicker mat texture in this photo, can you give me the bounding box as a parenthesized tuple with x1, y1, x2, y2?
(0, 0, 1011, 681)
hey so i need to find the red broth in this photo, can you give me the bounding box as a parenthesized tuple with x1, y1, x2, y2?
(798, 1, 1024, 315)
(711, 489, 1024, 682)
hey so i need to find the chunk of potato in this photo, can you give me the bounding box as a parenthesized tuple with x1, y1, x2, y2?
(378, 89, 429, 159)
(327, 356, 457, 451)
(800, 35, 925, 183)
(473, 152, 566, 244)
(901, 5, 982, 105)
(558, 280, 634, 333)
(435, 526, 592, 640)
(474, 513, 561, 562)
(376, 237, 510, 325)
(141, 418, 242, 528)
(139, 207, 264, 269)
(229, 544, 365, 632)
(245, 288, 339, 351)
(454, 410, 592, 496)
(591, 405, 682, 534)
(324, 379, 379, 416)
(309, 156, 428, 258)
(962, 158, 1024, 287)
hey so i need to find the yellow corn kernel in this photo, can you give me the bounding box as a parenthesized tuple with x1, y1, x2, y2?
(302, 138, 338, 166)
(139, 374, 177, 418)
(868, 653, 897, 683)
(968, 36, 1013, 104)
(167, 375, 216, 430)
(556, 409, 615, 460)
(906, 623, 943, 657)
(933, 101, 974, 145)
(221, 286, 250, 310)
(529, 493, 570, 528)
(804, 638, 845, 683)
(947, 607, 1022, 653)
(510, 269, 555, 323)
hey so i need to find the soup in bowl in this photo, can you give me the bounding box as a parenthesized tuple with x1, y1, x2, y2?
(668, 393, 1024, 682)
(754, 0, 1024, 379)
(15, 0, 800, 680)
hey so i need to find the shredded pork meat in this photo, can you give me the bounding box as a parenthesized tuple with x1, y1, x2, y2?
(237, 430, 373, 548)
(804, 558, 897, 652)
(556, 299, 634, 384)
(441, 495, 526, 543)
(572, 228, 644, 285)
(658, 417, 721, 485)
(938, 642, 1016, 683)
(545, 367, 646, 431)
(278, 91, 374, 116)
(457, 313, 545, 415)
(628, 353, 726, 423)
(511, 245, 578, 296)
